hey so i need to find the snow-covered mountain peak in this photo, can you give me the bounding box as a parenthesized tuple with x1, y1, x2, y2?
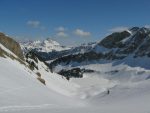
(43, 38, 60, 46)
(129, 27, 150, 34)
(33, 40, 41, 44)
(21, 38, 70, 53)
(129, 27, 140, 33)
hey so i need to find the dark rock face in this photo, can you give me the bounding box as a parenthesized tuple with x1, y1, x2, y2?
(58, 68, 94, 80)
(134, 35, 150, 57)
(116, 27, 150, 56)
(0, 33, 24, 59)
(49, 50, 125, 70)
(99, 31, 130, 48)
(49, 51, 104, 69)
(25, 50, 39, 63)
(58, 68, 83, 80)
(31, 49, 70, 61)
(25, 50, 39, 70)
(96, 27, 150, 58)
(25, 50, 50, 72)
(130, 27, 140, 33)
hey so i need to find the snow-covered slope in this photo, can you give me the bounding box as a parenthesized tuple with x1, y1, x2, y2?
(1, 55, 150, 113)
(0, 57, 77, 106)
(0, 41, 84, 112)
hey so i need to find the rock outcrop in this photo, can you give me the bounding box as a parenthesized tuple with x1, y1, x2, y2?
(0, 33, 24, 59)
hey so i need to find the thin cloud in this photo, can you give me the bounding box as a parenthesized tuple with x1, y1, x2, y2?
(27, 20, 40, 28)
(74, 29, 91, 37)
(55, 26, 66, 32)
(56, 31, 68, 37)
(27, 20, 46, 30)
(109, 26, 128, 32)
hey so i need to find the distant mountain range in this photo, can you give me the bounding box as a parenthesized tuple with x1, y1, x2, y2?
(44, 27, 150, 69)
(20, 27, 150, 78)
(20, 38, 70, 53)
(20, 38, 96, 61)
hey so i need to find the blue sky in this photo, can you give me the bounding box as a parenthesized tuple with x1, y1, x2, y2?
(0, 0, 150, 46)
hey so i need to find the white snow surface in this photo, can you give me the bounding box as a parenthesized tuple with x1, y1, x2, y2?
(1, 44, 150, 113)
(0, 57, 84, 112)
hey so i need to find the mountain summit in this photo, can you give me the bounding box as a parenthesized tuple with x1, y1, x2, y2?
(21, 38, 70, 53)
(95, 27, 150, 58)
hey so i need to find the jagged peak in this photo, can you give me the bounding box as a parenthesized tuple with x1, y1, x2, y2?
(129, 27, 150, 34)
(43, 38, 60, 46)
(21, 38, 69, 53)
(129, 27, 140, 33)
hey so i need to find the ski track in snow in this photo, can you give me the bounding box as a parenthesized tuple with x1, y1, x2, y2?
(0, 104, 58, 112)
(0, 87, 28, 95)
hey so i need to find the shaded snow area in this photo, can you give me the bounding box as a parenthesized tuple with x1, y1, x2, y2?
(1, 47, 150, 113)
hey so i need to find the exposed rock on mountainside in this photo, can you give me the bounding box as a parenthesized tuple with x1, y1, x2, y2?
(0, 33, 24, 59)
(20, 27, 150, 78)
(99, 31, 130, 48)
(49, 27, 150, 71)
(58, 68, 94, 80)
